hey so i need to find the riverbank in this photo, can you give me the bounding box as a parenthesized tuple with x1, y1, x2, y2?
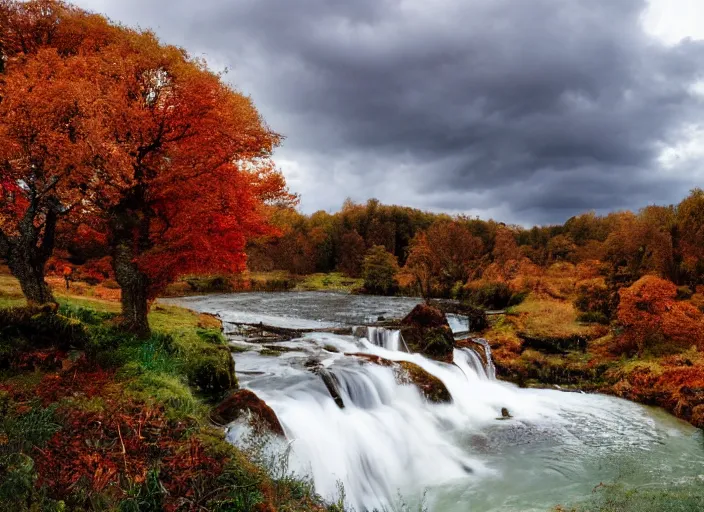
(0, 274, 332, 511)
(163, 271, 364, 296)
(482, 294, 704, 430)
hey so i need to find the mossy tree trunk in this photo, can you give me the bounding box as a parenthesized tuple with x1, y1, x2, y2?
(2, 203, 58, 305)
(113, 240, 151, 337)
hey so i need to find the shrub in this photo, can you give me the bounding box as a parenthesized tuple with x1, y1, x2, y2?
(58, 303, 116, 325)
(362, 246, 400, 295)
(575, 278, 615, 320)
(463, 281, 526, 309)
(617, 276, 704, 355)
(186, 276, 234, 293)
(577, 311, 610, 325)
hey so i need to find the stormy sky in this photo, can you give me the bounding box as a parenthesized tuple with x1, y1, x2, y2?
(75, 0, 704, 225)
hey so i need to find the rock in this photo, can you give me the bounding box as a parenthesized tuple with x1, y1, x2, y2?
(319, 369, 345, 409)
(395, 361, 452, 403)
(348, 353, 451, 403)
(210, 389, 284, 436)
(352, 326, 368, 338)
(400, 304, 455, 361)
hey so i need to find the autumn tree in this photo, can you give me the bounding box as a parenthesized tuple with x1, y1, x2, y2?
(362, 245, 399, 295)
(403, 233, 434, 298)
(337, 230, 366, 277)
(676, 188, 704, 285)
(492, 226, 520, 264)
(617, 275, 704, 355)
(603, 208, 675, 286)
(0, 49, 100, 303)
(82, 34, 292, 335)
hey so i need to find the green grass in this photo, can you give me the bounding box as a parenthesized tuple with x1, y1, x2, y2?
(296, 272, 363, 292)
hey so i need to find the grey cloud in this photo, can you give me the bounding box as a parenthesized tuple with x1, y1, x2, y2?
(75, 0, 704, 224)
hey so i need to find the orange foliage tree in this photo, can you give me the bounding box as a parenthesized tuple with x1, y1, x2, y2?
(1, 1, 294, 334)
(617, 275, 704, 354)
(404, 221, 483, 297)
(0, 47, 102, 303)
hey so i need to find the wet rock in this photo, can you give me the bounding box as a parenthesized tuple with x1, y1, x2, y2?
(210, 389, 284, 436)
(348, 353, 451, 403)
(345, 352, 395, 367)
(400, 304, 455, 362)
(319, 369, 345, 409)
(352, 326, 368, 338)
(304, 357, 323, 371)
(394, 361, 452, 403)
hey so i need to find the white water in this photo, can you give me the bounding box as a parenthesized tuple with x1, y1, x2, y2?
(165, 293, 704, 512)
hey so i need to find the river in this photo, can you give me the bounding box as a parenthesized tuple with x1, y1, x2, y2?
(166, 292, 704, 512)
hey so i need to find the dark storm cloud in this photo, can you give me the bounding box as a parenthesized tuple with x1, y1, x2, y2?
(77, 0, 704, 224)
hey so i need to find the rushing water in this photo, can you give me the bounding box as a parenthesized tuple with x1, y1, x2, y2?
(164, 292, 704, 512)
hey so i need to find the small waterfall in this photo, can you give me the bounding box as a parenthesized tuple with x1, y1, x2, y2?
(472, 338, 496, 380)
(456, 348, 488, 379)
(364, 326, 403, 351)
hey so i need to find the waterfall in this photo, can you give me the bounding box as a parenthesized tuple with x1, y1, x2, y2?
(363, 326, 405, 352)
(179, 294, 704, 512)
(472, 338, 496, 380)
(237, 329, 541, 512)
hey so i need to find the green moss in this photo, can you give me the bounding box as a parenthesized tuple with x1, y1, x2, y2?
(396, 361, 451, 403)
(124, 372, 204, 421)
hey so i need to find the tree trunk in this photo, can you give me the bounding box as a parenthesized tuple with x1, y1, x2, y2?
(113, 241, 150, 337)
(3, 205, 58, 305)
(7, 244, 55, 304)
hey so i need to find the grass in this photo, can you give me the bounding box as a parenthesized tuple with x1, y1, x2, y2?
(296, 272, 363, 292)
(0, 272, 336, 512)
(515, 297, 601, 340)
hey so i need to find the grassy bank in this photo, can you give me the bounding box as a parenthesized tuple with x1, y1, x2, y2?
(0, 274, 335, 512)
(163, 271, 364, 297)
(483, 292, 704, 429)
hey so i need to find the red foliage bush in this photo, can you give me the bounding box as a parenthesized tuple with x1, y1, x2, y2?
(616, 275, 704, 354)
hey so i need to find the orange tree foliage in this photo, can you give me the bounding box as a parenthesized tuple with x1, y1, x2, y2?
(676, 188, 704, 284)
(403, 220, 483, 297)
(1, 1, 295, 334)
(617, 275, 704, 354)
(0, 46, 104, 303)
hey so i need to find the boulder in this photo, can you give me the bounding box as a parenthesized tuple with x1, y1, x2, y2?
(400, 304, 455, 361)
(348, 353, 451, 404)
(395, 361, 452, 403)
(319, 369, 345, 409)
(210, 389, 284, 436)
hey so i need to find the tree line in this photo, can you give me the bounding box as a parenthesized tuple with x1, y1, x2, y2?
(246, 190, 704, 297)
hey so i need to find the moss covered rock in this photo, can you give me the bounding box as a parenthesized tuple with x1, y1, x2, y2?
(184, 345, 237, 397)
(348, 353, 451, 403)
(210, 389, 284, 436)
(400, 304, 455, 361)
(395, 361, 451, 403)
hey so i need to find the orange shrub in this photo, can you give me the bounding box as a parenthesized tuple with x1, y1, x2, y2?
(617, 275, 704, 354)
